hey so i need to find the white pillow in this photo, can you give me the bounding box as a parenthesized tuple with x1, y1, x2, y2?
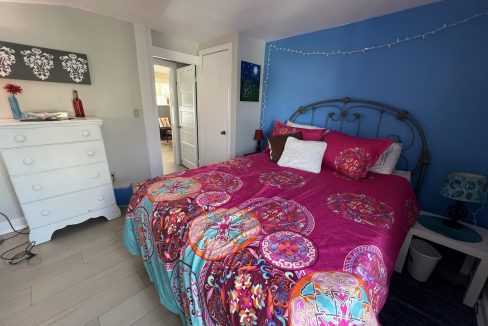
(369, 143, 402, 175)
(277, 137, 327, 173)
(392, 170, 411, 182)
(286, 120, 324, 130)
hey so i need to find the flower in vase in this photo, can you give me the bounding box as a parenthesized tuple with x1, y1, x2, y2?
(4, 83, 22, 96)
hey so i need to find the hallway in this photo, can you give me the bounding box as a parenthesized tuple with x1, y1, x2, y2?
(161, 140, 186, 175)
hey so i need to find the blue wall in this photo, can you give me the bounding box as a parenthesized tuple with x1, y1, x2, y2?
(261, 0, 488, 226)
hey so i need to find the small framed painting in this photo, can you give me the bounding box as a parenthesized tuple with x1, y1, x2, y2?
(240, 61, 260, 102)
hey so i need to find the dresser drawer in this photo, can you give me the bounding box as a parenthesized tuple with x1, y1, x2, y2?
(1, 141, 107, 176)
(0, 123, 101, 149)
(11, 162, 112, 204)
(23, 184, 117, 229)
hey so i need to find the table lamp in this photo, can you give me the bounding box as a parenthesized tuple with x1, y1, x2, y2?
(440, 172, 487, 229)
(253, 129, 264, 152)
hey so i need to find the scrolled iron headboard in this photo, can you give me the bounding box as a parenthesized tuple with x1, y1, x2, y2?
(289, 97, 430, 195)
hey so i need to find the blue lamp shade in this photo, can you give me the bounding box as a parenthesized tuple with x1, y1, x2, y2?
(440, 172, 487, 204)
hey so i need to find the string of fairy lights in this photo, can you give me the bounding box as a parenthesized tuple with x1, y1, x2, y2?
(260, 10, 488, 129)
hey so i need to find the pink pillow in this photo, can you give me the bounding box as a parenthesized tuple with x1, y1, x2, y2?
(322, 131, 393, 180)
(272, 121, 327, 141)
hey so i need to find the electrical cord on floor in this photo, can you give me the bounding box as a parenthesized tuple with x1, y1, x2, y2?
(0, 211, 37, 265)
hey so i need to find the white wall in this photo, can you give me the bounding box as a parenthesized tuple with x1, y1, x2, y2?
(151, 30, 199, 56)
(235, 34, 265, 156)
(0, 3, 151, 230)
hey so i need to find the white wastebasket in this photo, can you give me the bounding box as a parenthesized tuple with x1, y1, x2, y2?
(407, 239, 442, 282)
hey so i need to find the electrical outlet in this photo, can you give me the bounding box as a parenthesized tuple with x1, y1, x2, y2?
(133, 108, 140, 118)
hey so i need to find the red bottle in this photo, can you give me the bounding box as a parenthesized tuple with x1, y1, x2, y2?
(72, 90, 85, 117)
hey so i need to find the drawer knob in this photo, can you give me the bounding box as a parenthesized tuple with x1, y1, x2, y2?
(86, 150, 95, 156)
(41, 209, 50, 216)
(81, 130, 90, 137)
(14, 134, 26, 142)
(97, 195, 105, 201)
(32, 184, 42, 191)
(23, 158, 34, 165)
(92, 173, 100, 179)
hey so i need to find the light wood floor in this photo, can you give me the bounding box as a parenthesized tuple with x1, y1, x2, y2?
(0, 212, 182, 326)
(161, 141, 186, 175)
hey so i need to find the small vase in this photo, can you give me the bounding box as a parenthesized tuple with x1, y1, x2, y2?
(8, 95, 23, 120)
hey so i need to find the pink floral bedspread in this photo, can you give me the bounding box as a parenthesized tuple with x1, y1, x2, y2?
(123, 152, 419, 326)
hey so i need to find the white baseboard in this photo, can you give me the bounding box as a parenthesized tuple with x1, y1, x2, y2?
(477, 285, 488, 326)
(0, 217, 27, 236)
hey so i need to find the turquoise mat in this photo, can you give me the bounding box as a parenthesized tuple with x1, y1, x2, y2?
(417, 215, 482, 243)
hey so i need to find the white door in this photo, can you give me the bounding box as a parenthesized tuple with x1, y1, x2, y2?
(176, 65, 198, 168)
(200, 46, 232, 165)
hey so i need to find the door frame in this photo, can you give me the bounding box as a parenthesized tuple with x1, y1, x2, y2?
(153, 58, 180, 165)
(134, 24, 200, 177)
(198, 43, 233, 165)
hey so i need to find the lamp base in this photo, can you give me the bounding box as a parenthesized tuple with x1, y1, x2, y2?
(442, 219, 464, 230)
(443, 200, 467, 230)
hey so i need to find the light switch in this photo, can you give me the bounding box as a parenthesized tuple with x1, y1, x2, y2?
(133, 108, 140, 117)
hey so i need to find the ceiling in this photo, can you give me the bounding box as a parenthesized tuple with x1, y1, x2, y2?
(4, 0, 438, 43)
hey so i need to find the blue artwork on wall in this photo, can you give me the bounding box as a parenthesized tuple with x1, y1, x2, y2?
(240, 61, 261, 102)
(259, 0, 488, 226)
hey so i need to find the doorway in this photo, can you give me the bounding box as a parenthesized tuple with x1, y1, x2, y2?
(153, 62, 181, 175)
(153, 58, 197, 174)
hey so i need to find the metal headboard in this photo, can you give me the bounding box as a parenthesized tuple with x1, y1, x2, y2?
(289, 97, 430, 195)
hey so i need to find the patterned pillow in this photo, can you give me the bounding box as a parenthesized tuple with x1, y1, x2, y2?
(272, 121, 327, 141)
(322, 131, 393, 180)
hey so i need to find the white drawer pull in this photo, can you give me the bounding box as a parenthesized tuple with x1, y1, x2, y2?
(81, 130, 90, 137)
(14, 134, 27, 142)
(32, 184, 42, 191)
(97, 195, 105, 201)
(92, 173, 100, 179)
(86, 150, 95, 156)
(41, 209, 50, 216)
(23, 158, 34, 165)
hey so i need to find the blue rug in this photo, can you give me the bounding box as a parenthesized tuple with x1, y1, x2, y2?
(379, 272, 476, 326)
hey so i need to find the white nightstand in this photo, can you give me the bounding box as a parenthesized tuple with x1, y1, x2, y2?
(395, 211, 488, 307)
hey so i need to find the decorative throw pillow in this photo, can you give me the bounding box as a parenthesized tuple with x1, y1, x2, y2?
(322, 131, 393, 180)
(286, 120, 325, 130)
(267, 132, 303, 162)
(277, 137, 327, 174)
(272, 121, 296, 136)
(370, 142, 402, 175)
(272, 121, 327, 141)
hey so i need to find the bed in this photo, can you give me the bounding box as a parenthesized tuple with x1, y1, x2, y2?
(123, 97, 430, 325)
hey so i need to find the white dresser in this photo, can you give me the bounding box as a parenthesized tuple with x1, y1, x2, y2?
(0, 118, 120, 244)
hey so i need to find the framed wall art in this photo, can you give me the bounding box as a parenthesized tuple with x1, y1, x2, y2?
(240, 61, 260, 102)
(0, 40, 91, 85)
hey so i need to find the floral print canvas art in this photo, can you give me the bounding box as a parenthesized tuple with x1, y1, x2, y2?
(0, 40, 91, 84)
